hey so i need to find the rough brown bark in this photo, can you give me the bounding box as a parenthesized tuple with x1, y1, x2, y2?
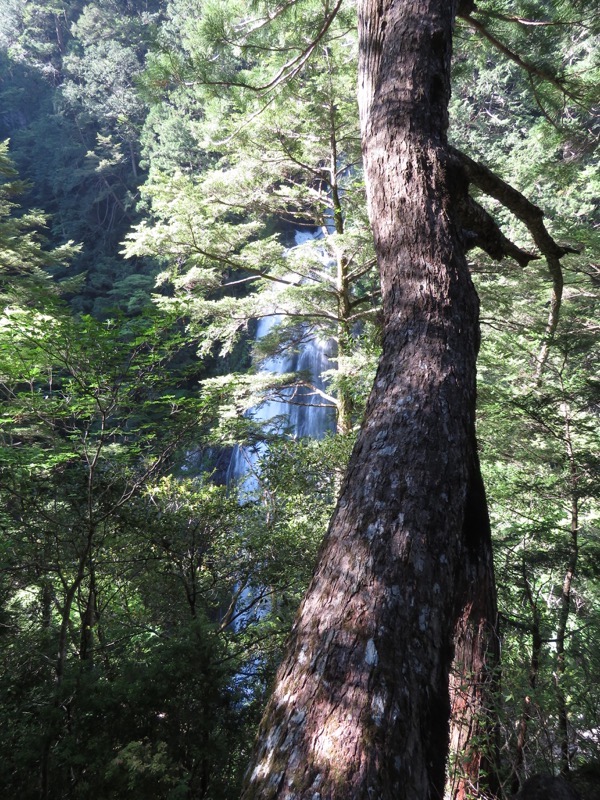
(448, 463, 500, 800)
(241, 2, 494, 798)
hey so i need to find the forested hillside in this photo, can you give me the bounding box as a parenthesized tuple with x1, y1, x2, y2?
(0, 1, 598, 798)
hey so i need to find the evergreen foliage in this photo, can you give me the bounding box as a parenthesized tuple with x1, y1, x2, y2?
(0, 0, 599, 796)
(125, 0, 378, 433)
(0, 0, 162, 316)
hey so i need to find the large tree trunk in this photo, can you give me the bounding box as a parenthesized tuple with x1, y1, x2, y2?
(241, 2, 493, 798)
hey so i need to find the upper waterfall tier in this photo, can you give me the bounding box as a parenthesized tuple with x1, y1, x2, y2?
(227, 228, 336, 490)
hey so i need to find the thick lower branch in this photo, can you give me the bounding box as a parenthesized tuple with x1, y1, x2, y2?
(457, 194, 538, 267)
(451, 147, 581, 377)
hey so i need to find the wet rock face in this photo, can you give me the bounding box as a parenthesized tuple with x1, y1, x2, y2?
(514, 774, 582, 800)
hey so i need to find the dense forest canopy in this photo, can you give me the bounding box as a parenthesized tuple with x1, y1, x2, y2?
(0, 0, 598, 798)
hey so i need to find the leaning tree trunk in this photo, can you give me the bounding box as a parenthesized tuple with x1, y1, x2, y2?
(241, 2, 491, 798)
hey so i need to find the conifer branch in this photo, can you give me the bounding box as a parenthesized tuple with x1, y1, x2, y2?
(474, 10, 591, 29)
(273, 380, 337, 409)
(348, 291, 380, 310)
(458, 14, 579, 101)
(346, 258, 377, 282)
(171, 241, 298, 287)
(451, 147, 582, 378)
(200, 0, 344, 95)
(235, 0, 305, 40)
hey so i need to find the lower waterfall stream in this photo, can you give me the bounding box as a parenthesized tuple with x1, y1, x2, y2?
(226, 228, 336, 630)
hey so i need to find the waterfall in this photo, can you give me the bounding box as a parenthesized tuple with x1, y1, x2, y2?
(226, 229, 336, 632)
(227, 228, 336, 494)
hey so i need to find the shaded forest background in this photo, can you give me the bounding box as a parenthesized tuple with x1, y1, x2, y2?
(0, 0, 599, 797)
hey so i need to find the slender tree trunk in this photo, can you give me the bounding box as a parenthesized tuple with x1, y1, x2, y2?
(556, 403, 579, 777)
(129, 141, 138, 180)
(329, 102, 355, 436)
(332, 191, 354, 436)
(241, 3, 494, 798)
(79, 560, 99, 665)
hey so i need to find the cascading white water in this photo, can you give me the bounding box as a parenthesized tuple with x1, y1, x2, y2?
(226, 229, 336, 631)
(227, 229, 336, 494)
